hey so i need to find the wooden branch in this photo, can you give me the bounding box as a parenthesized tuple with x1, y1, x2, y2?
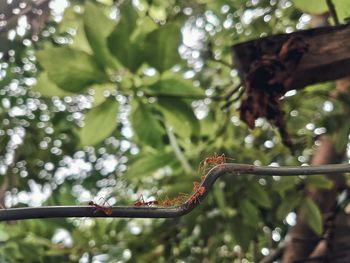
(232, 24, 350, 91)
(1, 163, 350, 221)
(326, 0, 340, 25)
(231, 25, 350, 149)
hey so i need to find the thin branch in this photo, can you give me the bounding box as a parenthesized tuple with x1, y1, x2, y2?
(223, 82, 242, 101)
(209, 58, 232, 68)
(326, 0, 340, 25)
(165, 123, 193, 174)
(1, 163, 350, 220)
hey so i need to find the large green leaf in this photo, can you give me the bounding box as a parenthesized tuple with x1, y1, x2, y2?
(107, 2, 143, 72)
(301, 197, 323, 236)
(213, 183, 227, 216)
(32, 72, 74, 97)
(78, 99, 118, 146)
(158, 98, 199, 138)
(293, 0, 350, 21)
(127, 151, 176, 178)
(132, 101, 164, 148)
(247, 181, 272, 208)
(277, 193, 301, 220)
(36, 47, 108, 92)
(59, 6, 92, 53)
(230, 217, 255, 252)
(83, 2, 118, 69)
(239, 199, 260, 227)
(144, 23, 182, 72)
(293, 0, 327, 14)
(306, 176, 334, 190)
(89, 83, 116, 106)
(273, 177, 298, 196)
(146, 72, 204, 96)
(335, 0, 350, 21)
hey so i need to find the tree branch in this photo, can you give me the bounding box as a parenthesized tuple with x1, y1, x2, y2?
(1, 163, 350, 221)
(326, 0, 340, 26)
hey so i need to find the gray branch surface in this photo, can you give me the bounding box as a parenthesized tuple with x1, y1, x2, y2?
(1, 163, 350, 221)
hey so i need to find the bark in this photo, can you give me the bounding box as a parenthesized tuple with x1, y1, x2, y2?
(282, 135, 346, 262)
(282, 70, 350, 262)
(232, 24, 350, 149)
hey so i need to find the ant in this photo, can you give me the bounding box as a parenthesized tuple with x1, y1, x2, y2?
(199, 152, 234, 176)
(89, 198, 112, 216)
(161, 193, 190, 207)
(188, 186, 206, 205)
(134, 195, 159, 207)
(187, 181, 206, 206)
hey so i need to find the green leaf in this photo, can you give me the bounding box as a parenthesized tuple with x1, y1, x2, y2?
(301, 197, 323, 236)
(132, 101, 164, 148)
(32, 72, 75, 97)
(293, 0, 328, 14)
(78, 99, 118, 146)
(335, 0, 350, 21)
(107, 2, 143, 72)
(239, 199, 260, 227)
(0, 228, 9, 242)
(157, 98, 199, 138)
(293, 0, 350, 22)
(83, 2, 118, 69)
(306, 176, 334, 190)
(147, 72, 204, 96)
(213, 183, 227, 216)
(127, 151, 176, 178)
(247, 181, 272, 208)
(59, 6, 92, 53)
(90, 83, 116, 106)
(277, 193, 301, 220)
(334, 119, 350, 153)
(144, 23, 182, 72)
(37, 47, 108, 92)
(273, 177, 298, 196)
(230, 217, 255, 252)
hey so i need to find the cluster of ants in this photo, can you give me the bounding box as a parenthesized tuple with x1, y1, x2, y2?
(89, 153, 227, 216)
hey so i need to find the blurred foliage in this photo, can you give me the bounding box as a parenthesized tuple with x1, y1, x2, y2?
(0, 0, 350, 262)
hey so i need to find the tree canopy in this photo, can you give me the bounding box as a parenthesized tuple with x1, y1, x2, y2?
(0, 0, 350, 262)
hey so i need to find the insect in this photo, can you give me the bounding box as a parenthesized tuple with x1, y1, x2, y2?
(186, 181, 207, 206)
(187, 186, 206, 206)
(199, 153, 234, 176)
(89, 198, 112, 216)
(134, 195, 159, 207)
(161, 193, 190, 207)
(161, 196, 173, 208)
(172, 193, 191, 205)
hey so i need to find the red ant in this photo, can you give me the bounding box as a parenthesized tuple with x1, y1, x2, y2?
(187, 181, 206, 206)
(188, 186, 206, 205)
(89, 198, 112, 216)
(134, 195, 159, 207)
(199, 152, 234, 176)
(161, 196, 173, 208)
(161, 193, 190, 207)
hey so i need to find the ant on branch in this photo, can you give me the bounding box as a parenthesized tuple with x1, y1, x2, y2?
(161, 193, 190, 207)
(89, 197, 112, 216)
(134, 195, 159, 207)
(188, 185, 206, 206)
(199, 152, 234, 176)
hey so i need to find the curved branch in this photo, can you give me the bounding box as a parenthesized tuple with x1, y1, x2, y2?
(1, 163, 350, 221)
